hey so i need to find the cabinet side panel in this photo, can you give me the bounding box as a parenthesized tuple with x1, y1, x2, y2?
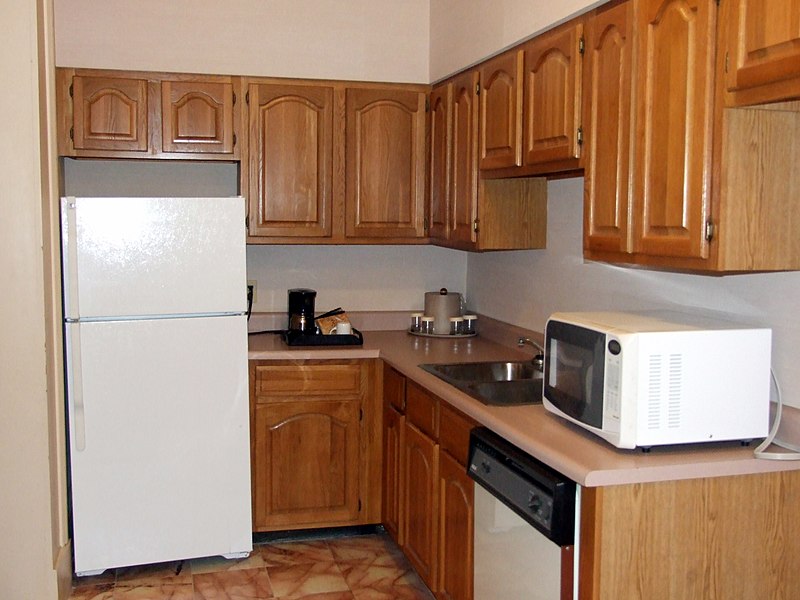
(718, 104, 800, 270)
(591, 473, 800, 599)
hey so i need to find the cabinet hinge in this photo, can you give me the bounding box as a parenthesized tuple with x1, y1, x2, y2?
(705, 220, 715, 242)
(69, 83, 74, 98)
(358, 498, 362, 512)
(359, 408, 363, 421)
(473, 219, 480, 233)
(69, 127, 74, 141)
(232, 92, 236, 106)
(577, 126, 584, 146)
(233, 133, 237, 147)
(475, 82, 481, 96)
(579, 36, 585, 55)
(245, 90, 250, 105)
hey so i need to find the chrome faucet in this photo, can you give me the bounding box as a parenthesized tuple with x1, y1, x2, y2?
(517, 337, 545, 370)
(517, 336, 545, 354)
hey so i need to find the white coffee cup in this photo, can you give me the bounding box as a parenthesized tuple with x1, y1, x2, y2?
(333, 322, 352, 335)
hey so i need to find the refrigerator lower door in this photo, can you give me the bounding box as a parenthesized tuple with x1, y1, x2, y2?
(65, 315, 251, 575)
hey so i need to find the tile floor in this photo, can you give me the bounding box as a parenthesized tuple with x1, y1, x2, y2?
(68, 533, 436, 600)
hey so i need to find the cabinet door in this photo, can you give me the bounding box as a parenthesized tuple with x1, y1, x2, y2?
(382, 402, 405, 546)
(383, 364, 407, 413)
(438, 451, 474, 600)
(450, 71, 480, 246)
(522, 22, 584, 166)
(345, 88, 427, 238)
(252, 399, 360, 529)
(726, 0, 800, 95)
(583, 0, 634, 254)
(71, 75, 149, 152)
(429, 83, 452, 241)
(161, 80, 235, 154)
(248, 83, 333, 237)
(403, 422, 439, 591)
(478, 51, 523, 170)
(632, 0, 716, 259)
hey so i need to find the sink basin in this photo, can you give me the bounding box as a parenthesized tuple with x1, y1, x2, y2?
(420, 360, 543, 406)
(422, 360, 538, 382)
(466, 379, 543, 406)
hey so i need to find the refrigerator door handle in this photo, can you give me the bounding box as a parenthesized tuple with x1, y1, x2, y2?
(61, 198, 81, 319)
(68, 326, 87, 451)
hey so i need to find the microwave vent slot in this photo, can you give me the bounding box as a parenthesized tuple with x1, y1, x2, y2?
(646, 353, 684, 430)
(667, 354, 683, 428)
(647, 355, 662, 429)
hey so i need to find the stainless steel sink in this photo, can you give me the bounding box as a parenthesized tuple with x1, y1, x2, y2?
(420, 360, 543, 406)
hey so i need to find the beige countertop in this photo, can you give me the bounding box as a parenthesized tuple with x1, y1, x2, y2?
(248, 329, 800, 487)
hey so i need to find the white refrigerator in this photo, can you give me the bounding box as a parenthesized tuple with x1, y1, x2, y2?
(61, 196, 253, 576)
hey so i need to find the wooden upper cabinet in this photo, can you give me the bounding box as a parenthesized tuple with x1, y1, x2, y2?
(58, 69, 240, 160)
(345, 88, 427, 238)
(248, 83, 333, 237)
(71, 75, 149, 152)
(583, 0, 634, 255)
(478, 50, 523, 170)
(429, 83, 452, 241)
(161, 80, 235, 154)
(632, 0, 716, 260)
(725, 0, 800, 104)
(450, 71, 480, 246)
(522, 21, 584, 166)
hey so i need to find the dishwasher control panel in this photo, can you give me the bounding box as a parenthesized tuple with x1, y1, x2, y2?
(468, 427, 576, 546)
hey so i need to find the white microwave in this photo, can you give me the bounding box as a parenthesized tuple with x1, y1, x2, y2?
(542, 311, 772, 450)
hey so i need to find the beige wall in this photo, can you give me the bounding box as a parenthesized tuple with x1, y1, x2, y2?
(54, 0, 430, 83)
(468, 178, 800, 419)
(1, 0, 65, 597)
(429, 0, 602, 81)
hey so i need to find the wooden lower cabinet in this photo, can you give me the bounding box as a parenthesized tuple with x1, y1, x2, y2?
(382, 402, 405, 545)
(250, 359, 380, 532)
(438, 450, 474, 600)
(253, 399, 359, 528)
(382, 364, 475, 599)
(402, 421, 440, 590)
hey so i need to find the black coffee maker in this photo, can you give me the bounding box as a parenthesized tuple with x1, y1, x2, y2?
(287, 288, 317, 334)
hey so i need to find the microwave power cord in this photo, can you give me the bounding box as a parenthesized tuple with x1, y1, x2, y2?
(753, 368, 800, 461)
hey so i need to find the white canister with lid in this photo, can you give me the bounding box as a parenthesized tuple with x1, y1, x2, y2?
(424, 288, 463, 335)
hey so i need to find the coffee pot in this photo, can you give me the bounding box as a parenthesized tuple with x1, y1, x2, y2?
(287, 288, 317, 334)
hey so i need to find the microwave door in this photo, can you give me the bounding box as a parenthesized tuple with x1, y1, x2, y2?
(545, 323, 605, 428)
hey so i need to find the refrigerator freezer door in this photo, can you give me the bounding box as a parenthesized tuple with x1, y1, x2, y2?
(62, 196, 246, 320)
(66, 315, 252, 574)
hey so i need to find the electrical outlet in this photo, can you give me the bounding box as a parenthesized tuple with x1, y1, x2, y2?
(247, 280, 257, 303)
